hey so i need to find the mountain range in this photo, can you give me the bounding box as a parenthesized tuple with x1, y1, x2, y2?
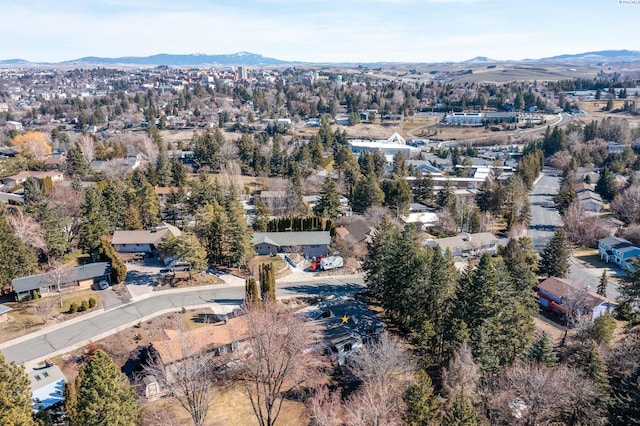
(1, 50, 640, 67)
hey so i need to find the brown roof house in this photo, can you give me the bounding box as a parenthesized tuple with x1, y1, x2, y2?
(536, 277, 617, 322)
(1, 170, 64, 189)
(142, 316, 249, 399)
(111, 222, 181, 253)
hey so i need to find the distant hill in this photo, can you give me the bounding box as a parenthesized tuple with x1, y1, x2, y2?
(0, 59, 35, 66)
(463, 56, 496, 63)
(62, 52, 290, 66)
(539, 50, 640, 63)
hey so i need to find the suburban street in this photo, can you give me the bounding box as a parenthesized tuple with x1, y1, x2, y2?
(528, 169, 620, 299)
(0, 276, 364, 365)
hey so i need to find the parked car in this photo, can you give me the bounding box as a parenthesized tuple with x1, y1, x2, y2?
(96, 280, 109, 290)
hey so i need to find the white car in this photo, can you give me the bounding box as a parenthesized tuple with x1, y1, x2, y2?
(97, 280, 109, 290)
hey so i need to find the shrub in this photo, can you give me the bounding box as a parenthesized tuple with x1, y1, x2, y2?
(69, 303, 78, 314)
(81, 300, 90, 312)
(88, 298, 96, 309)
(135, 333, 143, 342)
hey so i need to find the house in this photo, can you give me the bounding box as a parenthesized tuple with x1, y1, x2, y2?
(536, 277, 617, 322)
(11, 262, 111, 301)
(304, 194, 350, 215)
(111, 222, 181, 253)
(425, 232, 499, 257)
(302, 296, 384, 365)
(154, 186, 191, 205)
(0, 191, 24, 203)
(43, 155, 66, 171)
(259, 190, 288, 215)
(1, 170, 64, 189)
(598, 236, 640, 271)
(607, 141, 626, 155)
(574, 182, 604, 212)
(0, 303, 12, 325)
(252, 231, 331, 258)
(28, 363, 67, 411)
(336, 219, 375, 244)
(149, 315, 249, 367)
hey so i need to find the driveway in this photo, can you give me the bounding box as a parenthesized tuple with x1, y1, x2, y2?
(124, 259, 164, 299)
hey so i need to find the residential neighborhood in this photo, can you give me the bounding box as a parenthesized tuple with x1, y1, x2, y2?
(1, 26, 640, 426)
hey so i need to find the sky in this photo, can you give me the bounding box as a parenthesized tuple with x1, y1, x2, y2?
(0, 0, 638, 63)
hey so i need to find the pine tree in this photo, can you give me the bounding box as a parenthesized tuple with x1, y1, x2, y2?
(416, 173, 434, 205)
(598, 270, 608, 298)
(442, 389, 478, 426)
(576, 341, 609, 392)
(0, 207, 38, 287)
(99, 240, 127, 284)
(539, 228, 570, 278)
(351, 172, 384, 213)
(0, 352, 35, 426)
(245, 278, 259, 306)
(79, 187, 111, 255)
(314, 178, 341, 218)
(225, 187, 254, 267)
(609, 366, 640, 425)
(591, 312, 617, 346)
(526, 332, 558, 366)
(66, 142, 90, 179)
(405, 369, 441, 426)
(74, 350, 138, 425)
(595, 167, 617, 202)
(63, 377, 80, 426)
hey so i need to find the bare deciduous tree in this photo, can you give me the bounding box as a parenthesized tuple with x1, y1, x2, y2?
(31, 296, 58, 324)
(563, 202, 610, 247)
(50, 185, 84, 247)
(41, 262, 75, 308)
(612, 185, 640, 225)
(9, 208, 48, 254)
(76, 134, 96, 164)
(137, 134, 159, 165)
(344, 332, 414, 426)
(622, 223, 640, 246)
(485, 363, 605, 426)
(441, 343, 481, 406)
(307, 385, 343, 426)
(241, 301, 320, 426)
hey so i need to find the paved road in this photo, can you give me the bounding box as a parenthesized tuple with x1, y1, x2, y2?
(0, 277, 364, 365)
(528, 170, 620, 298)
(528, 169, 562, 251)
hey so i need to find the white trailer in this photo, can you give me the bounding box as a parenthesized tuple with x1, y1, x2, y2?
(320, 256, 344, 271)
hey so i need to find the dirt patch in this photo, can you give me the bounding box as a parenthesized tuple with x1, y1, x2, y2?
(155, 273, 222, 291)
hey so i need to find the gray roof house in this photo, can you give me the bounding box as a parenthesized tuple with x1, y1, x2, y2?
(425, 232, 499, 257)
(252, 231, 331, 258)
(111, 222, 181, 253)
(0, 303, 13, 325)
(11, 262, 110, 301)
(28, 364, 67, 411)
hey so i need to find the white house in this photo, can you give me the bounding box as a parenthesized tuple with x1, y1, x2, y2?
(425, 232, 499, 257)
(111, 222, 181, 253)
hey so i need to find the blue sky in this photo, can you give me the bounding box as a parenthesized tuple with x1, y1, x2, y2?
(1, 0, 637, 63)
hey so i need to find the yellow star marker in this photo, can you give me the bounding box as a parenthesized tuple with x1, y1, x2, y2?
(342, 315, 349, 323)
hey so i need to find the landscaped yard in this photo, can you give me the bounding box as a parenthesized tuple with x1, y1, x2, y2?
(247, 255, 289, 278)
(0, 289, 104, 344)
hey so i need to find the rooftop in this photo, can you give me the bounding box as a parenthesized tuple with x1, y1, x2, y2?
(252, 231, 331, 247)
(11, 262, 110, 293)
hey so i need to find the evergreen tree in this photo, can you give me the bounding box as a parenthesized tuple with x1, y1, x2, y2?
(259, 263, 276, 302)
(598, 270, 608, 298)
(135, 182, 160, 229)
(251, 197, 270, 232)
(609, 366, 640, 425)
(195, 202, 229, 265)
(101, 180, 126, 231)
(0, 352, 35, 426)
(313, 178, 341, 218)
(74, 350, 138, 425)
(66, 142, 90, 179)
(595, 167, 617, 202)
(122, 204, 143, 230)
(539, 228, 570, 278)
(416, 173, 434, 205)
(63, 377, 80, 426)
(156, 142, 172, 187)
(245, 278, 260, 306)
(79, 187, 110, 255)
(526, 332, 558, 366)
(442, 389, 478, 426)
(437, 180, 456, 210)
(405, 369, 441, 426)
(0, 207, 38, 287)
(382, 177, 412, 217)
(225, 188, 254, 267)
(592, 312, 617, 346)
(392, 151, 407, 177)
(351, 172, 384, 213)
(170, 157, 187, 187)
(98, 240, 127, 284)
(576, 341, 609, 392)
